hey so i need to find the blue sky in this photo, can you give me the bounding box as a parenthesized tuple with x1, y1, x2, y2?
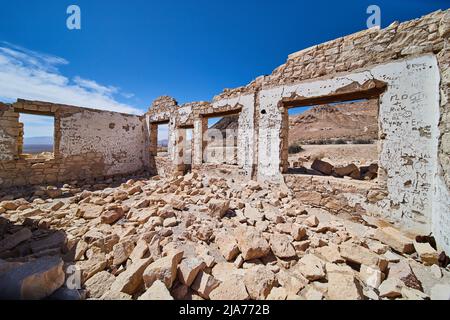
(0, 0, 448, 138)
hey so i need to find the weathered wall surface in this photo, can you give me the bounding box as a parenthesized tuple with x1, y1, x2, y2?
(146, 96, 177, 163)
(0, 103, 19, 161)
(146, 94, 256, 175)
(59, 109, 147, 176)
(258, 55, 441, 237)
(434, 12, 450, 254)
(263, 10, 446, 88)
(0, 100, 149, 188)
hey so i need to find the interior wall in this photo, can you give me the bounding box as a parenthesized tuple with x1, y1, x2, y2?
(0, 100, 149, 188)
(258, 55, 441, 241)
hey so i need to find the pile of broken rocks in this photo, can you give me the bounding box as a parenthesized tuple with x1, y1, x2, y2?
(0, 172, 449, 300)
(291, 159, 378, 181)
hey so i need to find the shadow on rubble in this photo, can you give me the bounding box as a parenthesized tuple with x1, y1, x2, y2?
(0, 171, 153, 202)
(0, 215, 81, 300)
(286, 161, 378, 182)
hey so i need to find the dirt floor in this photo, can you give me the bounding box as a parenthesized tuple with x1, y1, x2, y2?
(289, 144, 378, 168)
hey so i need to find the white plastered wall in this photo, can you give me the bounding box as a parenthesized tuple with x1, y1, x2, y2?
(60, 110, 148, 176)
(258, 55, 446, 250)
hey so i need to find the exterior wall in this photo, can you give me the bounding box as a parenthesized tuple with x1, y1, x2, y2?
(0, 100, 149, 188)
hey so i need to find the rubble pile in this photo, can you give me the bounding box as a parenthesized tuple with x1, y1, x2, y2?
(290, 159, 379, 181)
(0, 171, 449, 300)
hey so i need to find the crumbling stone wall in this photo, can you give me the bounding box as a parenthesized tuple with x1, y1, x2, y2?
(258, 55, 441, 237)
(0, 100, 149, 188)
(147, 95, 256, 175)
(146, 96, 178, 175)
(434, 12, 450, 256)
(0, 103, 20, 161)
(145, 9, 450, 253)
(146, 95, 255, 175)
(1, 9, 448, 253)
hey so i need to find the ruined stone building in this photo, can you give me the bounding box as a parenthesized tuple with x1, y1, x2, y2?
(1, 9, 450, 256)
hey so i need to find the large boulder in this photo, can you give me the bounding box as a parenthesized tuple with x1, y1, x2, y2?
(208, 199, 230, 218)
(209, 274, 249, 300)
(270, 234, 296, 259)
(379, 278, 403, 299)
(101, 207, 125, 225)
(276, 269, 308, 295)
(143, 250, 184, 289)
(177, 258, 206, 286)
(0, 256, 65, 300)
(191, 271, 221, 299)
(78, 253, 108, 283)
(360, 265, 383, 289)
(138, 280, 173, 300)
(314, 245, 343, 263)
(311, 160, 334, 175)
(112, 240, 135, 266)
(374, 227, 415, 254)
(109, 257, 153, 295)
(339, 243, 388, 272)
(334, 164, 360, 177)
(234, 227, 270, 261)
(0, 228, 32, 253)
(295, 254, 326, 281)
(243, 266, 276, 300)
(326, 263, 363, 300)
(30, 231, 67, 254)
(215, 232, 240, 261)
(388, 260, 422, 291)
(79, 204, 103, 219)
(413, 242, 439, 266)
(84, 271, 116, 299)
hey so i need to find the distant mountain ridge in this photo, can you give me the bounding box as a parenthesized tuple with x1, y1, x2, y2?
(24, 136, 53, 145)
(289, 100, 379, 143)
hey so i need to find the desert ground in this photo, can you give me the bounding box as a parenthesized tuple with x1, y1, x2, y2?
(288, 144, 378, 167)
(0, 167, 448, 300)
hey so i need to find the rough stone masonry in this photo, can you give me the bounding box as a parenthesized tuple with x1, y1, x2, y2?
(0, 9, 450, 300)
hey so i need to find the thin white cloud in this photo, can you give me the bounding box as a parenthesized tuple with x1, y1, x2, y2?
(0, 42, 68, 72)
(73, 76, 118, 96)
(121, 92, 135, 99)
(0, 42, 141, 115)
